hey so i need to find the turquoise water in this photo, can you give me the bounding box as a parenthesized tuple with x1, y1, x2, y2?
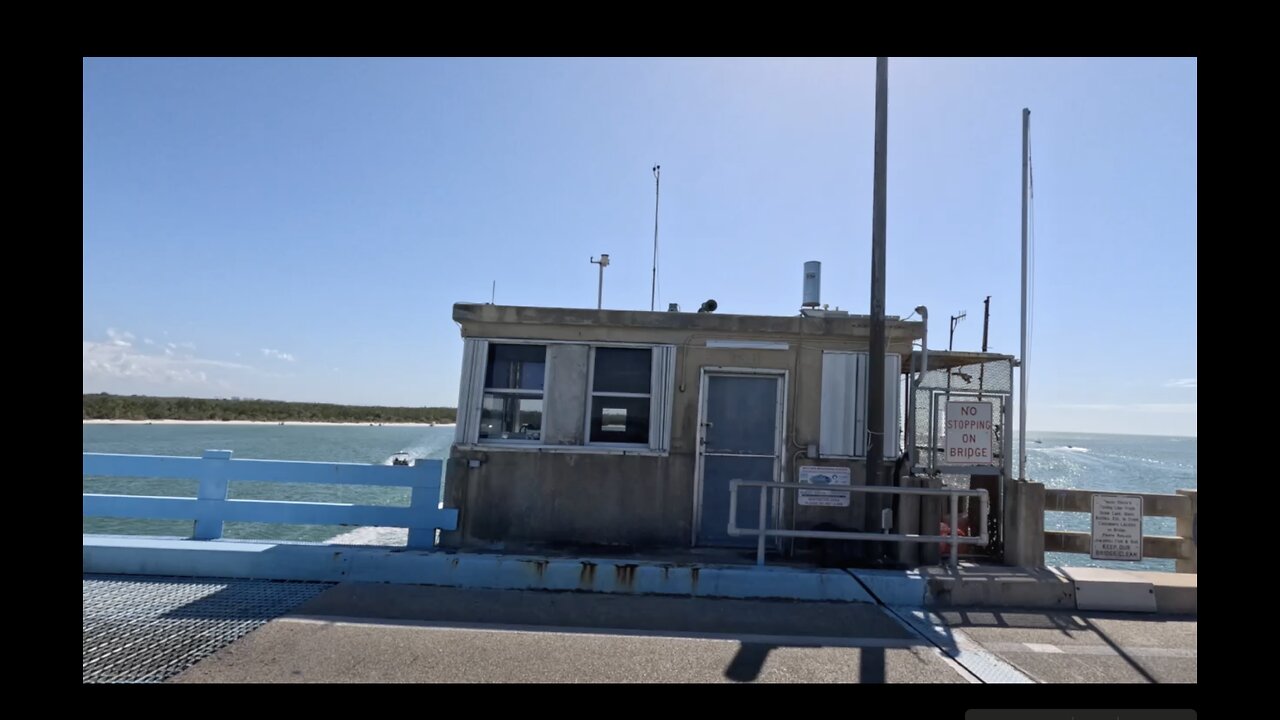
(83, 425, 1195, 570)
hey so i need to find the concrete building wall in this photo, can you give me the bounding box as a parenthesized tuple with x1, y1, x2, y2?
(440, 304, 922, 553)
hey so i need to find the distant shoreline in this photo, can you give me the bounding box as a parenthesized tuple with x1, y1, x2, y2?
(84, 419, 456, 428)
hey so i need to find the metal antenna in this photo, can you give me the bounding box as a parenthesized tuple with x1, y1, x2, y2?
(651, 165, 661, 312)
(979, 295, 991, 398)
(949, 310, 967, 351)
(491, 280, 496, 305)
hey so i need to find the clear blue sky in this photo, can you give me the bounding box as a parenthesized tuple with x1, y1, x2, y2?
(83, 58, 1196, 436)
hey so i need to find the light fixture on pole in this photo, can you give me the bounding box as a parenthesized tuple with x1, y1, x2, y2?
(590, 254, 610, 310)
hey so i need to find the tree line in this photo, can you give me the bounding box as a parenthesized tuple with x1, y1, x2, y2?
(83, 394, 456, 424)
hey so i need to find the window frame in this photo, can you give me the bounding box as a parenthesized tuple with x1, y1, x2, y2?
(584, 345, 654, 448)
(818, 350, 901, 459)
(461, 338, 674, 456)
(478, 342, 547, 445)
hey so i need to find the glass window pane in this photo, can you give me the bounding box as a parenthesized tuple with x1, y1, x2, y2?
(704, 375, 778, 455)
(480, 394, 543, 441)
(486, 344, 546, 390)
(592, 347, 651, 394)
(589, 395, 650, 444)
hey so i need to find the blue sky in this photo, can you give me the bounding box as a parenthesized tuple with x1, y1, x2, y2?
(83, 58, 1196, 436)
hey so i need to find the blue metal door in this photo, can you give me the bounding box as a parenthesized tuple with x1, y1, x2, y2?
(696, 373, 782, 547)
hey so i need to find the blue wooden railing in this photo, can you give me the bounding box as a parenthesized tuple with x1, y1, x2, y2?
(82, 450, 457, 550)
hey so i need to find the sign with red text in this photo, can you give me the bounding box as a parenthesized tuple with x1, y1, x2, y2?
(944, 401, 995, 465)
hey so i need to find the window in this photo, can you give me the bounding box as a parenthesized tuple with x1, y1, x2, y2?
(818, 351, 900, 457)
(588, 347, 651, 444)
(479, 344, 545, 441)
(456, 338, 675, 453)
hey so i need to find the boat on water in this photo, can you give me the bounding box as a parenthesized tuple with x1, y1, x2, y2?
(390, 452, 413, 466)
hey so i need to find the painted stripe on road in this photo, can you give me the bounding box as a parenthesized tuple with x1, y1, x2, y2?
(983, 642, 1196, 658)
(281, 614, 925, 649)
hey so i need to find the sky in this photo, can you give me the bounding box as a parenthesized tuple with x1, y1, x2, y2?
(83, 57, 1196, 436)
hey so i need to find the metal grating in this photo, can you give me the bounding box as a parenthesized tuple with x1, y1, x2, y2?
(83, 575, 331, 683)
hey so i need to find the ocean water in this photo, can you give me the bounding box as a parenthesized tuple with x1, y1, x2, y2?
(83, 425, 1195, 571)
(1024, 431, 1196, 572)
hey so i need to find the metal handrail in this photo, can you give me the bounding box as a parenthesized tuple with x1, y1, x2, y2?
(727, 479, 989, 569)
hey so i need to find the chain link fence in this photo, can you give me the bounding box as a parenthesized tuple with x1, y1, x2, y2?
(908, 353, 1015, 557)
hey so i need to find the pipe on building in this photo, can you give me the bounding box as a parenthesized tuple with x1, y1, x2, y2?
(915, 306, 928, 386)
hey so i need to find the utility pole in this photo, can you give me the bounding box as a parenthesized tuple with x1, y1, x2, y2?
(865, 57, 889, 563)
(590, 254, 610, 310)
(1019, 109, 1030, 481)
(651, 165, 661, 312)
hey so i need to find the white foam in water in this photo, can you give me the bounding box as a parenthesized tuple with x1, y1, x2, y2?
(326, 526, 408, 546)
(1039, 443, 1090, 453)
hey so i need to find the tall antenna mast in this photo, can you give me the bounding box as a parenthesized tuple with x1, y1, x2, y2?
(650, 165, 661, 312)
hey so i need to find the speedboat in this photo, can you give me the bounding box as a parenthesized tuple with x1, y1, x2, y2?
(390, 452, 413, 466)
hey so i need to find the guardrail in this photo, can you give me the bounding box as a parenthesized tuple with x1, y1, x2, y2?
(728, 479, 988, 569)
(83, 450, 458, 549)
(1043, 488, 1197, 573)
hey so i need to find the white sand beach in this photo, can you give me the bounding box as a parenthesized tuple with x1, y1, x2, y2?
(84, 419, 455, 428)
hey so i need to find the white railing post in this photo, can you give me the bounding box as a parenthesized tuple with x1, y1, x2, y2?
(193, 449, 233, 540)
(757, 482, 768, 567)
(406, 462, 440, 550)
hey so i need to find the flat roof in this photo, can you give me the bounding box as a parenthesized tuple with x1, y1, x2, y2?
(453, 303, 925, 341)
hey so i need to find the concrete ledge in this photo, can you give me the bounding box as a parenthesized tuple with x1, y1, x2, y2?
(848, 568, 929, 606)
(83, 536, 873, 603)
(920, 566, 1077, 611)
(1059, 566, 1156, 612)
(1143, 570, 1197, 615)
(1059, 566, 1196, 615)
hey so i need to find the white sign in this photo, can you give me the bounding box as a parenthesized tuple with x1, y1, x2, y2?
(944, 401, 995, 465)
(798, 466, 851, 507)
(1090, 494, 1144, 561)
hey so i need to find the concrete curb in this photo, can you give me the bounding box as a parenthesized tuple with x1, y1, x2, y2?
(851, 565, 1195, 615)
(83, 536, 873, 603)
(83, 537, 1196, 614)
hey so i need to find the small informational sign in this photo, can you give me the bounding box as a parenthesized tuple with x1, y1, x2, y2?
(944, 401, 995, 465)
(1090, 494, 1144, 561)
(797, 465, 851, 507)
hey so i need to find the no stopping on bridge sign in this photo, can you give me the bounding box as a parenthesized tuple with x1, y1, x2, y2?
(945, 400, 995, 466)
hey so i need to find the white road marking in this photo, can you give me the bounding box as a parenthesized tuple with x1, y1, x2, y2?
(281, 614, 924, 649)
(984, 642, 1196, 658)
